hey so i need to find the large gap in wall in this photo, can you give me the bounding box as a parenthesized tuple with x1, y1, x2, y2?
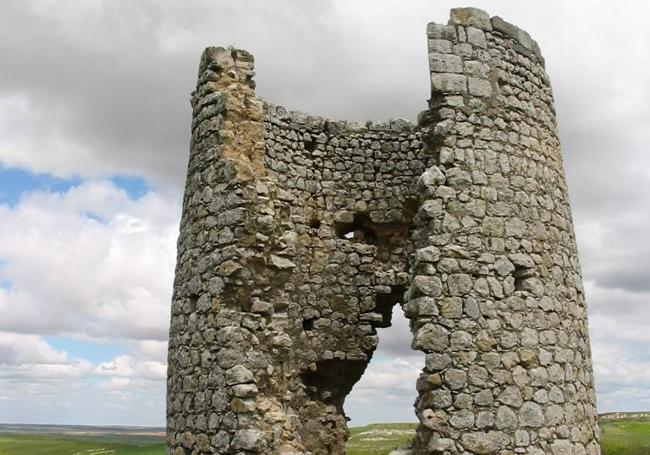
(302, 359, 367, 412)
(344, 303, 423, 436)
(335, 213, 378, 244)
(335, 202, 418, 253)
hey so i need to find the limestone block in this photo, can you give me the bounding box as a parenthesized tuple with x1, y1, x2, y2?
(429, 52, 463, 73)
(431, 73, 467, 94)
(450, 7, 493, 31)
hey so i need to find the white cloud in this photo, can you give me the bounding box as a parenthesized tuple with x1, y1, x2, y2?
(128, 339, 169, 363)
(587, 284, 650, 342)
(0, 331, 69, 364)
(0, 94, 97, 179)
(0, 331, 166, 424)
(576, 207, 650, 293)
(95, 355, 166, 381)
(0, 337, 92, 383)
(0, 361, 165, 425)
(0, 180, 174, 424)
(353, 357, 422, 395)
(346, 307, 424, 425)
(346, 356, 422, 425)
(0, 180, 179, 341)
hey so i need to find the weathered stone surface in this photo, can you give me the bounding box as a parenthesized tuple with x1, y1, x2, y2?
(496, 406, 518, 429)
(225, 365, 253, 385)
(167, 7, 600, 455)
(413, 323, 450, 352)
(461, 431, 508, 454)
(429, 53, 463, 73)
(450, 7, 492, 31)
(520, 401, 545, 428)
(431, 73, 467, 94)
(231, 429, 266, 451)
(468, 77, 493, 97)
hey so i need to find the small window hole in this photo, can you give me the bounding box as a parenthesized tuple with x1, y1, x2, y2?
(302, 318, 315, 331)
(514, 265, 533, 292)
(304, 140, 316, 152)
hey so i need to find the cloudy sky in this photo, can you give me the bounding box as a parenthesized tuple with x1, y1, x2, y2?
(0, 0, 649, 427)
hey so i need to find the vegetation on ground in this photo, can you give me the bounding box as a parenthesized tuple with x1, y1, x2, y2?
(0, 433, 165, 455)
(1, 418, 650, 455)
(346, 423, 416, 455)
(601, 420, 650, 455)
(346, 420, 650, 455)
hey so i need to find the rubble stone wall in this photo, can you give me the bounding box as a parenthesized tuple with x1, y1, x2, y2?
(167, 8, 600, 455)
(408, 8, 600, 455)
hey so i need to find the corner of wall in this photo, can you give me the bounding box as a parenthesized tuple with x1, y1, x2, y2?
(193, 46, 266, 183)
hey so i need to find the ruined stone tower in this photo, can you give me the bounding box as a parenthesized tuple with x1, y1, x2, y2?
(167, 8, 600, 455)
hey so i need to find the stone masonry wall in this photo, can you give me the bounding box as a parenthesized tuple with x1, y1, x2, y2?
(167, 8, 600, 455)
(408, 8, 600, 455)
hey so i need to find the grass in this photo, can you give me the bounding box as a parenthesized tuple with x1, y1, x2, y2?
(1, 419, 649, 454)
(347, 423, 417, 455)
(0, 433, 166, 455)
(346, 420, 650, 455)
(601, 420, 650, 455)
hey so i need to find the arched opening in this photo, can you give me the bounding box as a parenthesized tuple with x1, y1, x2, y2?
(344, 304, 423, 451)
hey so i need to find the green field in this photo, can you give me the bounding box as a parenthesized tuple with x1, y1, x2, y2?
(1, 419, 649, 455)
(601, 421, 650, 455)
(346, 421, 650, 455)
(347, 423, 416, 455)
(0, 433, 166, 455)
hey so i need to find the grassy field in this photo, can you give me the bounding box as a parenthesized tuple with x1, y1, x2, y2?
(346, 421, 650, 455)
(0, 433, 166, 455)
(347, 423, 416, 455)
(601, 420, 650, 455)
(1, 419, 649, 454)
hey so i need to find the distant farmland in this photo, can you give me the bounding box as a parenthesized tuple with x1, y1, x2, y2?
(0, 424, 165, 455)
(1, 415, 650, 455)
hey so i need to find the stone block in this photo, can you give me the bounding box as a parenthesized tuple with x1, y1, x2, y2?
(450, 7, 493, 31)
(468, 77, 493, 97)
(428, 38, 453, 54)
(431, 73, 467, 94)
(466, 27, 487, 48)
(231, 429, 267, 451)
(491, 16, 534, 51)
(429, 52, 463, 73)
(426, 22, 457, 40)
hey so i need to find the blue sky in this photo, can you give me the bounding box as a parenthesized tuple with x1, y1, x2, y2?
(1, 0, 650, 428)
(0, 166, 81, 207)
(0, 166, 149, 207)
(44, 336, 126, 364)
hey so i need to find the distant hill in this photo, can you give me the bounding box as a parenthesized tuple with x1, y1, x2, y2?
(0, 423, 165, 436)
(600, 412, 650, 423)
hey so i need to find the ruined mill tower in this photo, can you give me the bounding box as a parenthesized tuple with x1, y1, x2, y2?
(167, 8, 600, 455)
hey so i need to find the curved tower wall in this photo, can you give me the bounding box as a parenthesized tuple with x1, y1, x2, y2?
(167, 8, 600, 455)
(409, 8, 599, 454)
(167, 46, 428, 454)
